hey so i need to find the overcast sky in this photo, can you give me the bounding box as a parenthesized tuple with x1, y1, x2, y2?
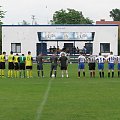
(1, 0, 120, 25)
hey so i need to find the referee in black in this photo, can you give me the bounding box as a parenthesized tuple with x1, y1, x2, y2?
(88, 54, 96, 78)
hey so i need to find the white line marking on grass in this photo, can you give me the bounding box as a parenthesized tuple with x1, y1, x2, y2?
(35, 79, 52, 120)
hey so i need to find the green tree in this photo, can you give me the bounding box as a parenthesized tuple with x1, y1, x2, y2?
(0, 6, 6, 24)
(50, 8, 93, 24)
(110, 8, 120, 21)
(0, 6, 6, 53)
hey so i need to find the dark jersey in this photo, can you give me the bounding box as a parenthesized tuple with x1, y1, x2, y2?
(59, 56, 68, 67)
(50, 56, 58, 65)
(36, 55, 43, 64)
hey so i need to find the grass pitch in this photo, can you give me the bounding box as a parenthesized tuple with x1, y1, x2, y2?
(0, 64, 120, 120)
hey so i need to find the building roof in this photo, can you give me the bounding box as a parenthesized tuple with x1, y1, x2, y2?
(96, 19, 120, 25)
(1, 24, 119, 27)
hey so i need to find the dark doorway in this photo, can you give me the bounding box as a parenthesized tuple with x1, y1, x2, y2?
(64, 43, 74, 53)
(36, 43, 47, 55)
(85, 43, 93, 54)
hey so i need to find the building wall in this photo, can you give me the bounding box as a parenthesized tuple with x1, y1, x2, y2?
(2, 25, 118, 56)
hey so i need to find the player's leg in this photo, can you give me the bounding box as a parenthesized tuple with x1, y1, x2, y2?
(89, 63, 92, 77)
(112, 70, 114, 78)
(8, 62, 11, 77)
(0, 69, 1, 77)
(41, 64, 44, 77)
(30, 66, 32, 78)
(93, 63, 96, 78)
(66, 70, 68, 78)
(26, 66, 29, 78)
(118, 63, 120, 77)
(50, 65, 53, 77)
(98, 63, 102, 78)
(37, 64, 40, 77)
(82, 63, 85, 77)
(54, 65, 57, 78)
(61, 67, 64, 78)
(101, 63, 104, 78)
(111, 63, 114, 78)
(2, 62, 5, 78)
(93, 70, 95, 78)
(78, 64, 80, 77)
(108, 63, 111, 77)
(99, 70, 102, 78)
(16, 63, 19, 78)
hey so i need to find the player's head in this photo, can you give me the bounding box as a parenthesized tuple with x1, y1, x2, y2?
(61, 53, 65, 56)
(79, 52, 83, 56)
(28, 51, 31, 55)
(110, 51, 113, 55)
(99, 52, 101, 56)
(3, 52, 6, 55)
(16, 53, 18, 56)
(22, 54, 24, 56)
(10, 51, 13, 54)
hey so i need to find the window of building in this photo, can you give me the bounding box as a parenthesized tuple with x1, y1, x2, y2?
(11, 43, 21, 53)
(100, 43, 110, 53)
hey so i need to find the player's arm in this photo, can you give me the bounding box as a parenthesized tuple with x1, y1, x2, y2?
(42, 57, 44, 63)
(78, 57, 80, 64)
(17, 57, 20, 62)
(66, 57, 68, 66)
(31, 57, 33, 63)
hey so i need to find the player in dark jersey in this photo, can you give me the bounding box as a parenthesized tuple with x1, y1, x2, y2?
(36, 53, 44, 77)
(59, 53, 69, 78)
(50, 53, 58, 78)
(14, 53, 19, 78)
(19, 54, 26, 78)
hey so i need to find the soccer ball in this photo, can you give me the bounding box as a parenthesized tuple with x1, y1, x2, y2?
(52, 74, 55, 78)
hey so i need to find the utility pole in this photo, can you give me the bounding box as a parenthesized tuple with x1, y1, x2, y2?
(31, 15, 36, 25)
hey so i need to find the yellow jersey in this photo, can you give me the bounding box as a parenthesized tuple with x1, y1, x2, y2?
(0, 55, 2, 62)
(14, 56, 19, 63)
(8, 54, 14, 62)
(26, 55, 33, 66)
(0, 54, 6, 62)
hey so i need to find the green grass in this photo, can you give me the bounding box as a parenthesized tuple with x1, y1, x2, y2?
(0, 64, 120, 120)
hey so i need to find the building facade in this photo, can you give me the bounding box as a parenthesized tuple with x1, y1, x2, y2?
(2, 24, 118, 56)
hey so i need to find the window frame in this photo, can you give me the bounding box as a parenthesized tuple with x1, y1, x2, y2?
(11, 43, 21, 53)
(100, 43, 110, 53)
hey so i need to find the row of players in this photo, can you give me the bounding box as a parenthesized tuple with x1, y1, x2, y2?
(0, 51, 120, 78)
(0, 51, 69, 78)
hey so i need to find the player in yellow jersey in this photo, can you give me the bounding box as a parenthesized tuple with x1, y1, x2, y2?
(0, 52, 6, 78)
(26, 51, 33, 78)
(8, 51, 14, 78)
(0, 53, 2, 77)
(14, 54, 19, 78)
